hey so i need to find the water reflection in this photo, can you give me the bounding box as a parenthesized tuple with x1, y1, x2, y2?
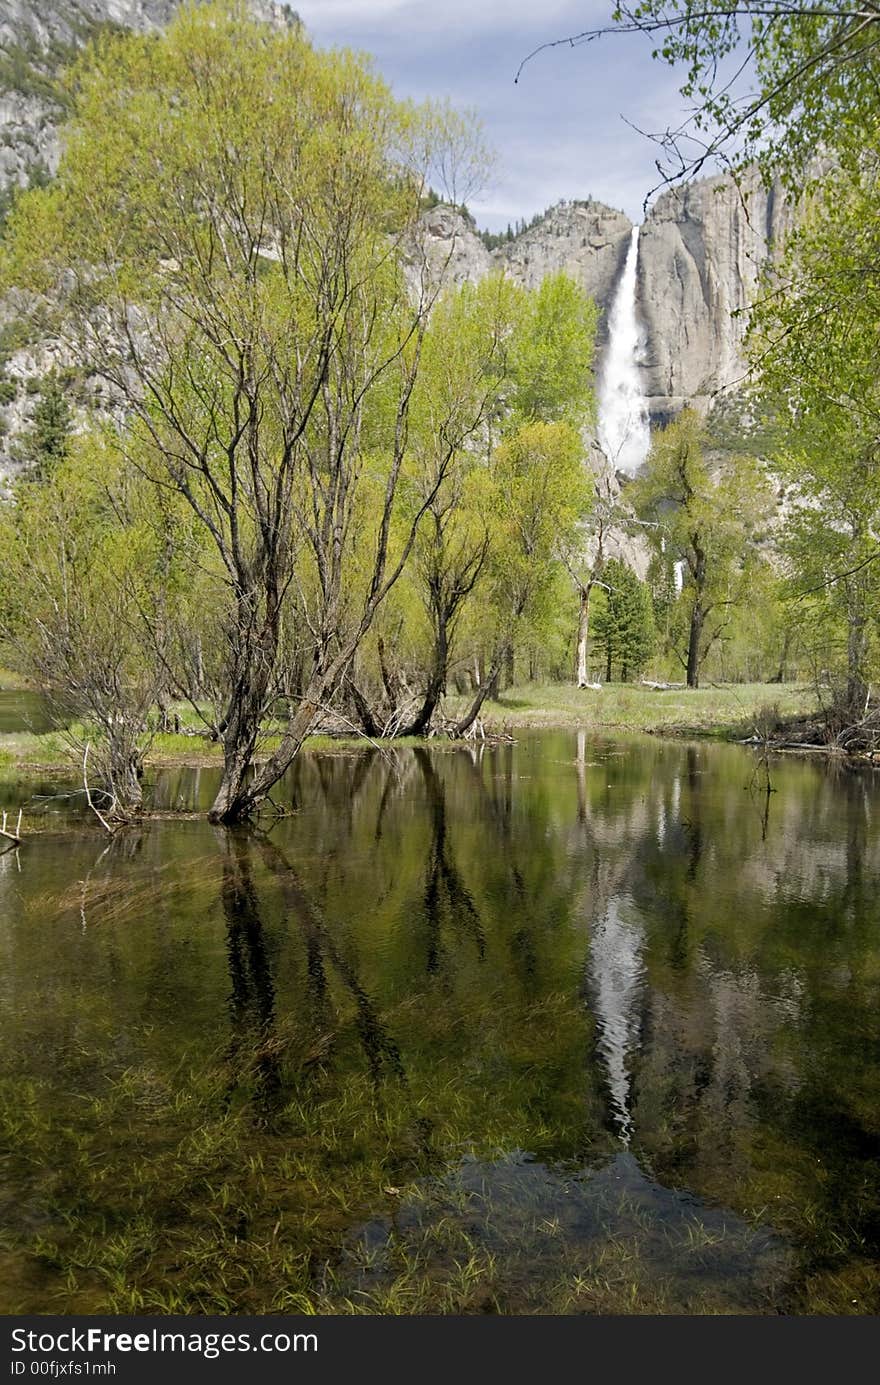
(587, 898, 645, 1145)
(220, 833, 282, 1121)
(0, 733, 879, 1313)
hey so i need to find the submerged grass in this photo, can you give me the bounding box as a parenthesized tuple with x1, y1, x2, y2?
(2, 1027, 867, 1315)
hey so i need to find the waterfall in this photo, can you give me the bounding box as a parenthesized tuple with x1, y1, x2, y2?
(597, 225, 651, 475)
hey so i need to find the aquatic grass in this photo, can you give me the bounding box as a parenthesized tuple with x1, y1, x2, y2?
(1, 736, 879, 1315)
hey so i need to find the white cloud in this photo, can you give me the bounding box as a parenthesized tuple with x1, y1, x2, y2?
(294, 1, 709, 222)
(297, 0, 594, 37)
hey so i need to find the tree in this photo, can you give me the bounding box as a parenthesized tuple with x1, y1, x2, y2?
(454, 419, 591, 732)
(351, 273, 525, 738)
(530, 4, 880, 191)
(592, 558, 655, 683)
(560, 467, 630, 688)
(0, 435, 161, 817)
(1, 2, 489, 822)
(631, 408, 772, 688)
(348, 271, 598, 735)
(13, 371, 72, 479)
(745, 139, 880, 722)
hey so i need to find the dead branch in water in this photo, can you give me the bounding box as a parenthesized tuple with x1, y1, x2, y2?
(82, 742, 118, 836)
(0, 807, 23, 853)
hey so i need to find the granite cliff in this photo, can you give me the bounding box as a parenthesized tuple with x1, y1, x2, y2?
(0, 1, 292, 190)
(0, 0, 793, 473)
(423, 177, 791, 426)
(636, 172, 793, 422)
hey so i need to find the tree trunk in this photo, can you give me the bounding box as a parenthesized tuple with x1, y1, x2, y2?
(771, 628, 792, 684)
(107, 730, 143, 814)
(211, 683, 324, 823)
(399, 611, 448, 736)
(208, 592, 281, 823)
(348, 681, 381, 738)
(845, 587, 869, 720)
(686, 545, 707, 689)
(686, 602, 704, 688)
(575, 584, 592, 687)
(454, 644, 507, 736)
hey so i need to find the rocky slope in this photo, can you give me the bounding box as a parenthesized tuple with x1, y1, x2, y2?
(0, 0, 794, 474)
(494, 200, 633, 346)
(0, 1, 291, 189)
(419, 179, 792, 426)
(636, 172, 794, 422)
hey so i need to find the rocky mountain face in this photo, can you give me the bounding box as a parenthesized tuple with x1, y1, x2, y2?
(0, 0, 792, 479)
(636, 172, 794, 423)
(0, 3, 183, 191)
(424, 177, 791, 426)
(419, 199, 634, 345)
(0, 1, 291, 188)
(492, 201, 633, 347)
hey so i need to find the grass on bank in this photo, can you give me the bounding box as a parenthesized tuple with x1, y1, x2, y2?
(447, 680, 817, 737)
(0, 682, 820, 778)
(0, 667, 34, 692)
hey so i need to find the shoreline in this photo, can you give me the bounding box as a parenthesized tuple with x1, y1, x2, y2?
(0, 680, 867, 781)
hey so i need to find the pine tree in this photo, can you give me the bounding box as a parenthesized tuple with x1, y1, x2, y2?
(593, 559, 655, 682)
(15, 372, 72, 480)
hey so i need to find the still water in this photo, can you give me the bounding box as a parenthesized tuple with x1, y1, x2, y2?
(0, 689, 56, 734)
(0, 734, 878, 1313)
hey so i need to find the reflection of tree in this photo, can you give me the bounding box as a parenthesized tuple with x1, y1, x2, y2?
(415, 749, 485, 973)
(220, 832, 282, 1122)
(258, 838, 405, 1087)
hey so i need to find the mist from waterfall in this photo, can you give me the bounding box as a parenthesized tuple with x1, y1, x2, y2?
(597, 225, 651, 475)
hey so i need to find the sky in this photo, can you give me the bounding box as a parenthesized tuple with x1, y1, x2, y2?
(293, 1, 716, 230)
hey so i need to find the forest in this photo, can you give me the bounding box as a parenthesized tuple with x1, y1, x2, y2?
(0, 0, 877, 827)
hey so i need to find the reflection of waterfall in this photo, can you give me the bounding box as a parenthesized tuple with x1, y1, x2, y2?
(588, 898, 645, 1144)
(597, 226, 651, 475)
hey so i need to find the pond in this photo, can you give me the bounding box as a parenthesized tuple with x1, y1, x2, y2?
(0, 688, 57, 735)
(0, 733, 878, 1314)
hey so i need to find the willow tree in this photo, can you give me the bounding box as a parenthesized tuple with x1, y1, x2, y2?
(351, 270, 598, 736)
(0, 2, 488, 822)
(0, 438, 162, 817)
(455, 418, 591, 732)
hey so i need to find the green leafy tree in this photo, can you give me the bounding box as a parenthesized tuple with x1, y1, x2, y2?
(350, 271, 598, 735)
(14, 371, 72, 479)
(455, 419, 591, 732)
(592, 558, 655, 683)
(631, 408, 773, 688)
(0, 1, 489, 822)
(746, 143, 880, 722)
(0, 435, 161, 816)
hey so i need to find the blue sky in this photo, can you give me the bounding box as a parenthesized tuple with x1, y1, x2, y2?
(294, 1, 710, 229)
